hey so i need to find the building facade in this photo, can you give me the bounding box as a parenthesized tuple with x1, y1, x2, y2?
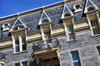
(0, 0, 100, 66)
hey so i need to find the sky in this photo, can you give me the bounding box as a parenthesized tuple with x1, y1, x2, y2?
(0, 0, 63, 17)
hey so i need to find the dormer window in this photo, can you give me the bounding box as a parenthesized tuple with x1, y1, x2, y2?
(88, 7, 95, 11)
(2, 23, 10, 31)
(11, 25, 27, 53)
(64, 13, 71, 17)
(13, 25, 24, 31)
(42, 19, 49, 23)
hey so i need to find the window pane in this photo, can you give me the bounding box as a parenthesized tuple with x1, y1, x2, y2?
(42, 20, 49, 23)
(15, 63, 20, 66)
(22, 37, 26, 43)
(67, 25, 73, 33)
(15, 38, 19, 45)
(68, 34, 75, 40)
(23, 44, 26, 50)
(97, 47, 100, 56)
(93, 27, 100, 35)
(73, 62, 81, 66)
(91, 20, 98, 27)
(23, 62, 27, 66)
(16, 46, 19, 52)
(19, 26, 24, 29)
(5, 24, 8, 28)
(71, 51, 79, 61)
(44, 32, 50, 35)
(64, 14, 70, 17)
(14, 27, 18, 30)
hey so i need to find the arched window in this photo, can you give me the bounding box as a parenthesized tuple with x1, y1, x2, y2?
(64, 13, 71, 17)
(88, 7, 95, 11)
(13, 25, 24, 31)
(42, 19, 49, 23)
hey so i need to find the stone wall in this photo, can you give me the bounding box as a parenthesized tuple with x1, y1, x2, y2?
(59, 31, 100, 66)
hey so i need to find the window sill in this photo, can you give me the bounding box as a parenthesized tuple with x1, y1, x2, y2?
(91, 34, 100, 37)
(13, 50, 28, 55)
(67, 39, 77, 43)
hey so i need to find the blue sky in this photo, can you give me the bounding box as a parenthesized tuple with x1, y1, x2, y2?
(0, 0, 63, 17)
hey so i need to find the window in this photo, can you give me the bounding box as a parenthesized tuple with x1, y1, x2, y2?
(22, 62, 27, 66)
(42, 57, 60, 66)
(13, 26, 24, 30)
(15, 38, 19, 52)
(71, 51, 81, 66)
(15, 63, 20, 66)
(90, 20, 100, 35)
(15, 36, 26, 52)
(15, 61, 27, 66)
(64, 13, 70, 17)
(42, 19, 49, 23)
(97, 47, 100, 58)
(66, 25, 75, 41)
(88, 7, 95, 11)
(44, 31, 51, 43)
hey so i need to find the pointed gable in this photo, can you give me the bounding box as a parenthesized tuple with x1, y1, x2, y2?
(61, 5, 73, 18)
(64, 6, 70, 13)
(41, 12, 48, 19)
(84, 0, 98, 13)
(39, 11, 51, 24)
(10, 18, 26, 31)
(14, 19, 23, 26)
(86, 0, 93, 7)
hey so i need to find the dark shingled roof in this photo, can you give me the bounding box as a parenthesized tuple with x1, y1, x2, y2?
(0, 0, 100, 40)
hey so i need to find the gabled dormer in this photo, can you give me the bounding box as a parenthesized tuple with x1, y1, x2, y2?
(10, 18, 27, 32)
(84, 0, 100, 35)
(10, 17, 27, 53)
(84, 0, 98, 13)
(38, 11, 51, 26)
(39, 10, 52, 48)
(61, 5, 75, 41)
(61, 5, 74, 19)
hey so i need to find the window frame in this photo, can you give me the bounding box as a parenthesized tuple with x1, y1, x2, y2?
(64, 12, 71, 18)
(87, 6, 95, 12)
(71, 51, 81, 66)
(14, 36, 26, 53)
(41, 18, 49, 24)
(90, 20, 100, 35)
(66, 24, 75, 41)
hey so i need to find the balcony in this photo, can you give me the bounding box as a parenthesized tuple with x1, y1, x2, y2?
(33, 38, 60, 64)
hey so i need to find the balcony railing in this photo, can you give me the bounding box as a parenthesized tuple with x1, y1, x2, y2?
(32, 38, 60, 51)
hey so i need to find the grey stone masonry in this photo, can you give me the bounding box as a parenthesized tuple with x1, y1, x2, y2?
(59, 31, 100, 66)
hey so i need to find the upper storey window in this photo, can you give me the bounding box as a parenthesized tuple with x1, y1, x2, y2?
(66, 25, 75, 41)
(15, 36, 26, 52)
(42, 19, 49, 24)
(90, 20, 100, 35)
